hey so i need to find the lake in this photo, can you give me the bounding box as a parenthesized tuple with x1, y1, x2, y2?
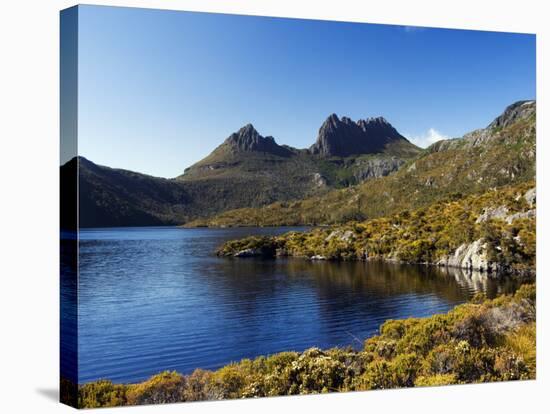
(64, 226, 522, 384)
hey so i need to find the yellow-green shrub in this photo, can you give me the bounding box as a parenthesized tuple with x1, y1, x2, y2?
(126, 371, 186, 405)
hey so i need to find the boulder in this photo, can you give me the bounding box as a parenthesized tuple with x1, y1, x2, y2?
(234, 248, 262, 258)
(524, 188, 536, 206)
(325, 230, 355, 243)
(475, 206, 509, 223)
(437, 239, 498, 273)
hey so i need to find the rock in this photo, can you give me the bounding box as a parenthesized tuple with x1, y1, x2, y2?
(234, 248, 262, 257)
(437, 239, 498, 273)
(309, 113, 413, 157)
(341, 230, 354, 242)
(524, 188, 536, 206)
(224, 124, 292, 157)
(325, 230, 354, 243)
(312, 172, 327, 188)
(475, 205, 509, 223)
(353, 157, 404, 181)
(505, 209, 536, 224)
(488, 100, 536, 130)
(475, 204, 535, 225)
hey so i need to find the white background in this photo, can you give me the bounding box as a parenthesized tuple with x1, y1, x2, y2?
(0, 0, 548, 412)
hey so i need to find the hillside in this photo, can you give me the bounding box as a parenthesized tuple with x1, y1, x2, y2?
(217, 181, 536, 275)
(190, 101, 535, 227)
(70, 114, 420, 227)
(76, 157, 189, 227)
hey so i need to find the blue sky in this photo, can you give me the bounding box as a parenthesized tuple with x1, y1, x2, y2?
(75, 5, 535, 178)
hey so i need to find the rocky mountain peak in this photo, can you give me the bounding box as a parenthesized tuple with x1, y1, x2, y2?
(357, 116, 402, 141)
(235, 123, 261, 140)
(224, 124, 291, 156)
(310, 113, 409, 157)
(488, 100, 536, 130)
(341, 116, 354, 125)
(364, 116, 389, 124)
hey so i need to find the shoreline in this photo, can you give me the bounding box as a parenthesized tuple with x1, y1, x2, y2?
(64, 284, 536, 408)
(216, 241, 535, 280)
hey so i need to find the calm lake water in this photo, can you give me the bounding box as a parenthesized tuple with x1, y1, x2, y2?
(66, 226, 522, 384)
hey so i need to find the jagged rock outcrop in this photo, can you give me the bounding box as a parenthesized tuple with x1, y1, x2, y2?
(430, 100, 536, 152)
(476, 206, 510, 223)
(223, 124, 293, 157)
(505, 209, 536, 224)
(489, 100, 536, 130)
(352, 157, 405, 181)
(309, 114, 415, 157)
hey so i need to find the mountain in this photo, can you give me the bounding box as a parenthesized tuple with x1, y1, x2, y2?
(189, 100, 536, 227)
(310, 114, 419, 158)
(66, 113, 420, 228)
(75, 157, 189, 227)
(179, 118, 418, 186)
(217, 123, 293, 156)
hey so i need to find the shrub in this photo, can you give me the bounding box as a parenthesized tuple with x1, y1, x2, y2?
(126, 371, 186, 405)
(415, 373, 457, 387)
(207, 364, 248, 399)
(287, 348, 348, 394)
(503, 323, 536, 374)
(184, 369, 213, 401)
(79, 379, 127, 408)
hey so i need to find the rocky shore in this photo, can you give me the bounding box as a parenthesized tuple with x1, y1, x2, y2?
(217, 182, 535, 278)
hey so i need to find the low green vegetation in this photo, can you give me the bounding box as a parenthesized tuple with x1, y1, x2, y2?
(68, 285, 535, 408)
(217, 181, 536, 275)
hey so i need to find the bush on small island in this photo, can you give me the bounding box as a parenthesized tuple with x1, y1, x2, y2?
(69, 284, 535, 408)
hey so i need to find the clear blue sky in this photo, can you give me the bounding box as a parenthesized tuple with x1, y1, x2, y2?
(74, 5, 535, 178)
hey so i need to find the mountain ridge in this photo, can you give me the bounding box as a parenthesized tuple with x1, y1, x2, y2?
(69, 110, 419, 227)
(221, 123, 294, 157)
(65, 101, 533, 228)
(310, 113, 416, 158)
(188, 100, 536, 227)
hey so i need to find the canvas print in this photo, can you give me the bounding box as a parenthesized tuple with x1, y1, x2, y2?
(60, 5, 536, 409)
